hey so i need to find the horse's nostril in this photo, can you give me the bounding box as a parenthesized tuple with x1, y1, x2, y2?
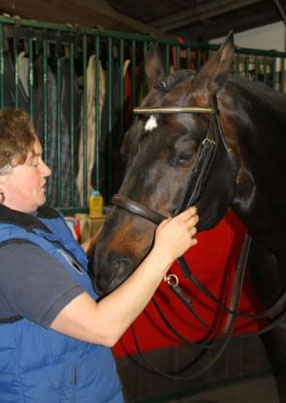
(93, 254, 135, 295)
(112, 257, 133, 278)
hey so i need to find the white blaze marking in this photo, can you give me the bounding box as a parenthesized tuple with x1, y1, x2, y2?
(145, 115, 158, 132)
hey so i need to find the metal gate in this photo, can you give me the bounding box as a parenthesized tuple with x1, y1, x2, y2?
(1, 15, 286, 213)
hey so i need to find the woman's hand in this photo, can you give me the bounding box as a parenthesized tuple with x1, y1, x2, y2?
(153, 207, 199, 263)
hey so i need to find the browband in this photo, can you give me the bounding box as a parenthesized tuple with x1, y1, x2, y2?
(133, 107, 214, 115)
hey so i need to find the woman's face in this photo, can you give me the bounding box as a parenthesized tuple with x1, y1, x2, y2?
(1, 140, 51, 213)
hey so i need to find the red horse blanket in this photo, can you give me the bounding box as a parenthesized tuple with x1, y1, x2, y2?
(113, 212, 263, 358)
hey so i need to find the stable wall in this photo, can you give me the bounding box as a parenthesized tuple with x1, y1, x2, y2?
(210, 21, 285, 52)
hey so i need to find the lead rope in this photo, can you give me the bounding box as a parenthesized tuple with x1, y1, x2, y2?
(130, 323, 232, 380)
(164, 233, 250, 335)
(112, 193, 286, 325)
(176, 248, 286, 322)
(129, 233, 249, 379)
(164, 234, 286, 338)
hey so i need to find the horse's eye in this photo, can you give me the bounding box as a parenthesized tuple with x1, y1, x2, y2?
(178, 153, 193, 165)
(170, 153, 193, 166)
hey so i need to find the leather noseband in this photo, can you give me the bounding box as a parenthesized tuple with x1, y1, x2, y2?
(112, 194, 166, 225)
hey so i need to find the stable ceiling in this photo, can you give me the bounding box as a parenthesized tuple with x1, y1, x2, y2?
(0, 0, 285, 42)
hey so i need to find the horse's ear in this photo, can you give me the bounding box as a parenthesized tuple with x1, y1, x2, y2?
(145, 44, 166, 90)
(190, 31, 234, 102)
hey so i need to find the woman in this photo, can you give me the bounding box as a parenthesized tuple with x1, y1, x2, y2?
(0, 108, 199, 402)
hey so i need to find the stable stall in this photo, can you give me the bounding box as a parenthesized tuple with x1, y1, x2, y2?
(0, 13, 285, 402)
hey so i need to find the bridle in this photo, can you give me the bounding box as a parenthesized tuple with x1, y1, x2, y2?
(111, 100, 286, 378)
(113, 100, 223, 220)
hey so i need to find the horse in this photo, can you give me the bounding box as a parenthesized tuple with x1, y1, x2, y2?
(92, 32, 286, 398)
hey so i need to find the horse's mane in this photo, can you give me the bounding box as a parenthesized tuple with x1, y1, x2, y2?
(151, 68, 286, 134)
(155, 68, 286, 116)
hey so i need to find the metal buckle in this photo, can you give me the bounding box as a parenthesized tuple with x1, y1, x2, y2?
(164, 273, 179, 287)
(202, 138, 216, 146)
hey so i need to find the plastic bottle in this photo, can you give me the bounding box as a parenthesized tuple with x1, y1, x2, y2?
(89, 190, 103, 218)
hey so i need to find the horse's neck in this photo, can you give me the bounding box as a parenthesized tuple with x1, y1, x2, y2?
(232, 174, 286, 259)
(223, 80, 286, 257)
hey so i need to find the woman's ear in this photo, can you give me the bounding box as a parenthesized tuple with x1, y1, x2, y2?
(0, 187, 4, 204)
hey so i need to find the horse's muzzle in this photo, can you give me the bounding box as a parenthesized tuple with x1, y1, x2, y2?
(92, 248, 134, 295)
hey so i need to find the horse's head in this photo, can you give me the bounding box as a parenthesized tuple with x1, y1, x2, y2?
(93, 33, 238, 295)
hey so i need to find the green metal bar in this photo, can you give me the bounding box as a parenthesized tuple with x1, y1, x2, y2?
(143, 41, 148, 59)
(119, 38, 125, 150)
(235, 53, 240, 75)
(176, 45, 181, 71)
(95, 35, 101, 191)
(272, 58, 276, 90)
(28, 37, 34, 121)
(207, 48, 211, 64)
(0, 24, 4, 108)
(0, 15, 209, 49)
(263, 57, 267, 84)
(143, 41, 148, 95)
(69, 41, 75, 206)
(279, 60, 282, 92)
(56, 51, 62, 206)
(281, 57, 286, 93)
(13, 30, 19, 108)
(107, 37, 113, 201)
(1, 15, 286, 59)
(42, 40, 49, 198)
(131, 40, 136, 109)
(165, 44, 170, 74)
(254, 56, 258, 81)
(245, 55, 249, 79)
(196, 49, 202, 70)
(230, 50, 234, 73)
(82, 34, 88, 207)
(187, 47, 191, 69)
(60, 207, 88, 216)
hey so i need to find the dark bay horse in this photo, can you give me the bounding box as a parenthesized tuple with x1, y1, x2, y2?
(93, 32, 286, 395)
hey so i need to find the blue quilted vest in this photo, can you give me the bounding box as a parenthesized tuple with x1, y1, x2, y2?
(0, 205, 123, 403)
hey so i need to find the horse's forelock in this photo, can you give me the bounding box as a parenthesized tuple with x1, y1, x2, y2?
(154, 69, 196, 93)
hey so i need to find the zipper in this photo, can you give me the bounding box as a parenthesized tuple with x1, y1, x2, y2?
(74, 367, 77, 385)
(70, 366, 77, 403)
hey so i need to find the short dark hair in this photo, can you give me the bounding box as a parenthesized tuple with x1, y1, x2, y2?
(0, 108, 38, 174)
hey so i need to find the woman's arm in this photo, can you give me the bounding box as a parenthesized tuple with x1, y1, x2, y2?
(50, 207, 198, 346)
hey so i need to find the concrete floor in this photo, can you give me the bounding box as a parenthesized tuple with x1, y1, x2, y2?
(119, 332, 286, 403)
(165, 374, 281, 403)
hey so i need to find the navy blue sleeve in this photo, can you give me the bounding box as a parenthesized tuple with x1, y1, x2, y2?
(0, 242, 85, 328)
